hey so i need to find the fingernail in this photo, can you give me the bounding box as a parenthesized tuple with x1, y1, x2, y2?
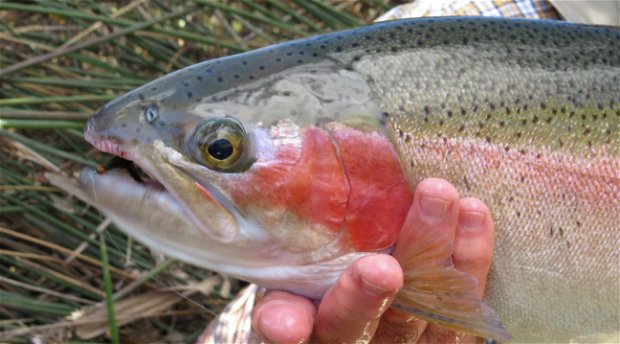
(419, 194, 450, 223)
(358, 257, 400, 297)
(360, 275, 393, 297)
(459, 211, 485, 231)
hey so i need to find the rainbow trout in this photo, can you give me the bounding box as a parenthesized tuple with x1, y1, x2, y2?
(61, 17, 619, 341)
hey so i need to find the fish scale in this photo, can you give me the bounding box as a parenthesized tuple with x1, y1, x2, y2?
(57, 16, 620, 342)
(352, 18, 619, 341)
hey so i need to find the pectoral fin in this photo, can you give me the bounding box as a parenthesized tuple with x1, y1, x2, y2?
(391, 218, 511, 341)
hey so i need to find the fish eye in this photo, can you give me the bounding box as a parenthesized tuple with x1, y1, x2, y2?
(144, 106, 159, 123)
(207, 138, 234, 160)
(189, 117, 251, 172)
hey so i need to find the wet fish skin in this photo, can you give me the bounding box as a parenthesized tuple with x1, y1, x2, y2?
(361, 18, 620, 342)
(80, 17, 619, 342)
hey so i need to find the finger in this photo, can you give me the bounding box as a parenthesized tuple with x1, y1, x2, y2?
(372, 307, 428, 344)
(373, 178, 461, 343)
(252, 290, 316, 343)
(453, 197, 495, 296)
(397, 178, 461, 250)
(421, 198, 495, 344)
(312, 254, 403, 343)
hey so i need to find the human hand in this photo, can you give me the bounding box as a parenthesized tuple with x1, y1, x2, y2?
(251, 178, 495, 343)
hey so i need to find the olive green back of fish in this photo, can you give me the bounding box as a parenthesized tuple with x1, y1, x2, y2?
(326, 17, 618, 341)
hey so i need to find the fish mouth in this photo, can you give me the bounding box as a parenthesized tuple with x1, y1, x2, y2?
(84, 131, 169, 194)
(85, 130, 133, 161)
(84, 131, 241, 242)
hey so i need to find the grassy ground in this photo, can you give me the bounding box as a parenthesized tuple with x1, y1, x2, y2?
(0, 1, 396, 342)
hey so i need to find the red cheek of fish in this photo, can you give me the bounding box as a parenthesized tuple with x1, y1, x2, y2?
(229, 127, 349, 232)
(227, 126, 413, 252)
(329, 125, 413, 251)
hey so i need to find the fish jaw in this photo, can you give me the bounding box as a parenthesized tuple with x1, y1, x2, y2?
(72, 168, 372, 299)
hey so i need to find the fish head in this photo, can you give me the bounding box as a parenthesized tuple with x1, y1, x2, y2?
(84, 48, 413, 283)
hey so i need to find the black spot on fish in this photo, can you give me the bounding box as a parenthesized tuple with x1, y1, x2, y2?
(187, 92, 192, 98)
(234, 74, 239, 79)
(381, 112, 389, 118)
(138, 94, 145, 101)
(217, 76, 223, 83)
(150, 87, 157, 91)
(197, 76, 203, 81)
(532, 116, 539, 124)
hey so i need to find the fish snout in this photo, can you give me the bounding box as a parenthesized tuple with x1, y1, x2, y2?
(84, 106, 135, 160)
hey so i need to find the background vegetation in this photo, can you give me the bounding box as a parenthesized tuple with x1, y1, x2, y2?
(0, 1, 397, 342)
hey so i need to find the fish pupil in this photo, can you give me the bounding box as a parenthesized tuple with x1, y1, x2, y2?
(207, 139, 233, 160)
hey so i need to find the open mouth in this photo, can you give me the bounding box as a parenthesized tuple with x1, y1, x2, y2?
(85, 132, 167, 190)
(96, 156, 166, 191)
